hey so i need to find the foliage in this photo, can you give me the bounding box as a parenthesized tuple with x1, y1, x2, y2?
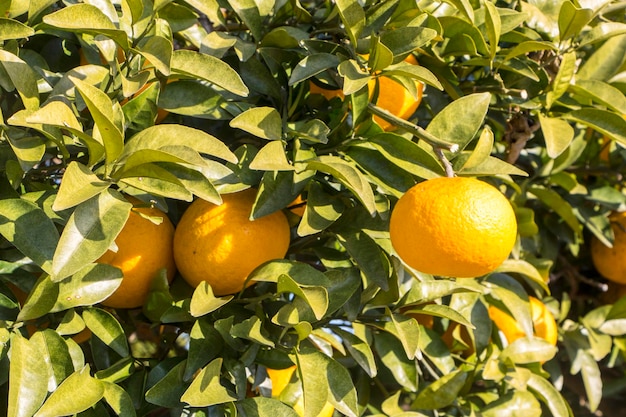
(1, 0, 626, 416)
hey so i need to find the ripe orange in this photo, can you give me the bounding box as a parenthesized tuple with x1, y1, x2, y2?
(488, 296, 558, 346)
(389, 176, 517, 277)
(369, 54, 424, 131)
(591, 211, 626, 284)
(173, 189, 291, 295)
(96, 197, 176, 309)
(309, 81, 344, 101)
(267, 366, 335, 417)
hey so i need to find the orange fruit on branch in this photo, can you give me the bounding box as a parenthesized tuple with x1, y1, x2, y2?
(488, 296, 558, 346)
(389, 176, 517, 277)
(591, 211, 626, 284)
(96, 197, 176, 309)
(369, 54, 424, 131)
(173, 189, 291, 295)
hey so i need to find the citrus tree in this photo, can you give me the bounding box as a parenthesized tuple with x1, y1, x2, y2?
(1, 0, 626, 416)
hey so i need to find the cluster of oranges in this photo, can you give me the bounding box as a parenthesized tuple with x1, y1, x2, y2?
(96, 189, 291, 309)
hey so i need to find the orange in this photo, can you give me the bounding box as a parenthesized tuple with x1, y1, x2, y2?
(488, 296, 558, 346)
(267, 366, 335, 417)
(173, 189, 291, 295)
(591, 211, 626, 284)
(368, 54, 424, 131)
(96, 197, 176, 308)
(389, 176, 517, 277)
(309, 81, 344, 101)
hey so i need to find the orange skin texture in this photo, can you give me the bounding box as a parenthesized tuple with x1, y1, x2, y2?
(173, 189, 291, 295)
(97, 197, 176, 309)
(267, 366, 335, 417)
(368, 54, 424, 131)
(390, 177, 518, 278)
(591, 211, 626, 284)
(488, 296, 558, 346)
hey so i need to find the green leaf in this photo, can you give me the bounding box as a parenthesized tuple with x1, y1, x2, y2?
(83, 308, 130, 357)
(579, 350, 602, 412)
(0, 198, 59, 274)
(181, 358, 237, 407)
(412, 369, 468, 410)
(190, 282, 233, 317)
(102, 381, 137, 417)
(7, 334, 48, 417)
(484, 2, 501, 60)
(289, 53, 342, 86)
(52, 161, 111, 211)
(296, 181, 345, 236)
(334, 327, 377, 378)
(458, 126, 493, 170)
(120, 124, 237, 165)
(577, 34, 626, 81)
(71, 76, 124, 165)
(42, 4, 129, 49)
(495, 259, 549, 293)
(338, 59, 371, 95)
(30, 330, 75, 390)
(379, 27, 438, 57)
(0, 50, 40, 111)
(374, 331, 418, 391)
(338, 231, 391, 291)
(145, 360, 188, 407)
(579, 22, 626, 47)
(481, 391, 542, 417)
(563, 108, 626, 147)
(51, 190, 132, 281)
(335, 0, 365, 48)
(527, 373, 573, 417)
(558, 1, 593, 42)
(184, 320, 224, 381)
(306, 155, 376, 216)
(382, 313, 420, 360)
(276, 274, 329, 320)
(171, 49, 249, 97)
(230, 107, 283, 140)
(236, 397, 299, 417)
(444, 0, 474, 22)
(502, 41, 558, 63)
(52, 263, 123, 311)
(538, 115, 574, 159)
(486, 274, 534, 338)
(0, 18, 35, 41)
(367, 134, 444, 179)
(569, 79, 626, 115)
(528, 185, 582, 236)
(501, 337, 558, 364)
(297, 347, 359, 417)
(34, 365, 105, 417)
(228, 0, 263, 40)
(546, 51, 576, 109)
(426, 92, 491, 152)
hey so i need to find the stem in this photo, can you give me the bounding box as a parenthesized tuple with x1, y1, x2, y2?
(367, 103, 459, 152)
(433, 147, 456, 178)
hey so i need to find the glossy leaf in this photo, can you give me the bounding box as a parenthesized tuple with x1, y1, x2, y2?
(0, 50, 40, 111)
(538, 114, 574, 159)
(42, 4, 129, 49)
(0, 198, 59, 274)
(51, 190, 132, 281)
(171, 49, 249, 97)
(412, 369, 468, 410)
(230, 107, 283, 140)
(181, 358, 237, 407)
(82, 308, 129, 357)
(0, 18, 35, 40)
(7, 334, 48, 417)
(527, 373, 573, 417)
(52, 161, 111, 211)
(426, 93, 491, 152)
